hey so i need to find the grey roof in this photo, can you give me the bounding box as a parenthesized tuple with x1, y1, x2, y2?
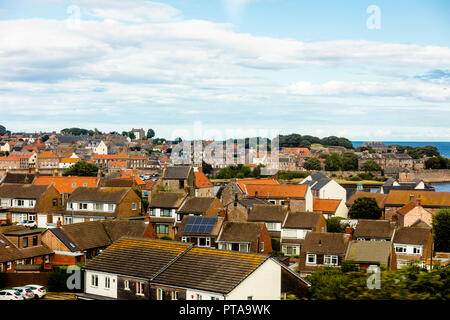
(304, 232, 350, 255)
(49, 228, 81, 252)
(237, 198, 272, 209)
(149, 192, 186, 209)
(310, 172, 329, 181)
(163, 166, 191, 180)
(248, 204, 287, 222)
(2, 173, 36, 184)
(283, 212, 324, 230)
(178, 197, 218, 214)
(0, 183, 50, 199)
(345, 241, 392, 266)
(354, 220, 395, 239)
(393, 227, 431, 246)
(310, 179, 331, 191)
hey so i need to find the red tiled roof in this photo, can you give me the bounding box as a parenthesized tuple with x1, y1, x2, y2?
(194, 171, 213, 188)
(236, 178, 279, 193)
(313, 199, 341, 212)
(38, 151, 59, 159)
(244, 184, 308, 199)
(386, 191, 450, 207)
(33, 176, 98, 194)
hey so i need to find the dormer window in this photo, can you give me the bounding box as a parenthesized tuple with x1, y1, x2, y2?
(72, 183, 76, 188)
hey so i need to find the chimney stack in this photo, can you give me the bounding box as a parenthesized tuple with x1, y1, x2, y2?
(56, 218, 61, 228)
(234, 194, 238, 207)
(345, 226, 353, 240)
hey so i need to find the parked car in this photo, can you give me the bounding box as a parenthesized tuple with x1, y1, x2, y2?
(17, 220, 37, 228)
(24, 285, 46, 299)
(0, 290, 24, 300)
(12, 287, 35, 300)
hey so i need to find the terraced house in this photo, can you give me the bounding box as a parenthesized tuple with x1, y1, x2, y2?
(77, 237, 308, 300)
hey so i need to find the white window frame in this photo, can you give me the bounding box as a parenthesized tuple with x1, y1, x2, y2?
(136, 282, 145, 296)
(413, 246, 422, 255)
(124, 280, 130, 291)
(306, 254, 317, 265)
(395, 245, 407, 253)
(239, 243, 249, 253)
(261, 241, 264, 252)
(91, 274, 98, 288)
(198, 237, 211, 247)
(132, 203, 137, 210)
(324, 255, 339, 266)
(105, 276, 110, 290)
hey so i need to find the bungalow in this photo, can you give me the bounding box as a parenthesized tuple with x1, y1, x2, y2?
(247, 204, 288, 238)
(393, 227, 433, 270)
(216, 221, 272, 254)
(353, 219, 396, 242)
(280, 212, 327, 257)
(77, 237, 309, 300)
(298, 232, 352, 276)
(0, 183, 62, 227)
(176, 216, 224, 248)
(345, 240, 397, 270)
(41, 219, 156, 266)
(148, 192, 187, 238)
(64, 187, 143, 226)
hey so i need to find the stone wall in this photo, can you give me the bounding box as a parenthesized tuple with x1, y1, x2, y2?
(399, 169, 450, 183)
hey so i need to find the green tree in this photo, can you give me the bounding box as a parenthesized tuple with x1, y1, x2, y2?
(63, 161, 100, 177)
(304, 157, 322, 170)
(348, 197, 382, 219)
(41, 135, 49, 143)
(342, 152, 359, 171)
(146, 129, 155, 139)
(324, 153, 343, 171)
(201, 160, 213, 174)
(425, 156, 449, 169)
(361, 160, 381, 172)
(326, 217, 350, 233)
(432, 208, 450, 252)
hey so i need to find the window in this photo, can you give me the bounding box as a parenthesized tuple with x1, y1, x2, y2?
(32, 236, 38, 246)
(108, 204, 114, 211)
(282, 229, 297, 238)
(261, 241, 264, 252)
(285, 246, 299, 255)
(198, 237, 211, 247)
(132, 203, 137, 210)
(124, 280, 130, 290)
(105, 276, 110, 289)
(94, 203, 103, 211)
(29, 200, 35, 207)
(196, 293, 202, 300)
(52, 199, 57, 206)
(211, 297, 219, 300)
(64, 216, 73, 225)
(324, 255, 338, 266)
(395, 246, 407, 253)
(91, 274, 98, 287)
(157, 288, 163, 300)
(266, 222, 277, 231)
(306, 254, 317, 265)
(23, 237, 28, 248)
(7, 262, 11, 270)
(45, 255, 50, 263)
(247, 296, 253, 300)
(161, 209, 171, 217)
(17, 199, 24, 207)
(172, 291, 179, 300)
(239, 243, 249, 252)
(413, 247, 422, 254)
(136, 282, 145, 296)
(179, 180, 185, 189)
(149, 208, 156, 216)
(79, 203, 87, 210)
(156, 224, 169, 234)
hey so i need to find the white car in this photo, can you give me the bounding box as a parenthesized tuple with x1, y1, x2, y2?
(24, 285, 46, 299)
(17, 220, 37, 228)
(12, 287, 35, 300)
(0, 290, 24, 300)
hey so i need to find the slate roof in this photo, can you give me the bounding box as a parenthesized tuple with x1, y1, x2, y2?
(345, 241, 392, 266)
(152, 247, 269, 294)
(149, 192, 186, 209)
(83, 237, 192, 279)
(237, 198, 272, 209)
(1, 173, 36, 184)
(393, 227, 431, 246)
(283, 212, 324, 230)
(247, 204, 287, 222)
(354, 220, 395, 239)
(177, 197, 218, 214)
(163, 166, 191, 180)
(68, 187, 130, 203)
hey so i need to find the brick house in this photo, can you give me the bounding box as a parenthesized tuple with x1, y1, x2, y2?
(193, 168, 214, 197)
(247, 204, 288, 238)
(345, 240, 397, 271)
(37, 151, 59, 169)
(393, 226, 433, 269)
(176, 216, 224, 248)
(0, 183, 62, 227)
(394, 200, 434, 228)
(353, 219, 396, 242)
(161, 166, 194, 195)
(148, 192, 187, 239)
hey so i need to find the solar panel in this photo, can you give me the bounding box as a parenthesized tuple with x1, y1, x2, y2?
(183, 216, 216, 234)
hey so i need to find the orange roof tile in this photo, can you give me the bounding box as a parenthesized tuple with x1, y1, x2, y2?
(38, 151, 59, 159)
(386, 190, 450, 208)
(194, 171, 213, 188)
(396, 201, 420, 216)
(33, 176, 98, 194)
(313, 199, 341, 212)
(346, 191, 388, 209)
(244, 184, 308, 199)
(60, 157, 80, 164)
(236, 178, 278, 193)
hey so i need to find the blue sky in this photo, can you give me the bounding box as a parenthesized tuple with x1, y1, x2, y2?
(0, 0, 449, 141)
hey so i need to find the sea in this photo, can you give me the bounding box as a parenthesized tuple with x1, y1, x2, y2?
(352, 141, 450, 158)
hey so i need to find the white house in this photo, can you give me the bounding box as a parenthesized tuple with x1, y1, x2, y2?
(301, 172, 346, 201)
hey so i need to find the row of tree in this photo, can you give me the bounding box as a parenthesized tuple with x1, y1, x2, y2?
(303, 153, 382, 172)
(278, 134, 354, 149)
(215, 164, 265, 179)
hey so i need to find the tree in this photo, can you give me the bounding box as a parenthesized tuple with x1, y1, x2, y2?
(348, 197, 382, 219)
(41, 135, 49, 143)
(326, 217, 350, 233)
(146, 129, 155, 139)
(425, 157, 449, 169)
(324, 153, 343, 171)
(432, 208, 450, 252)
(201, 160, 213, 175)
(361, 160, 381, 172)
(0, 124, 6, 136)
(342, 152, 359, 171)
(63, 161, 100, 177)
(304, 157, 322, 170)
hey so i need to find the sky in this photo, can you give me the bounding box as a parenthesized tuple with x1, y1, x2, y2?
(0, 0, 449, 141)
